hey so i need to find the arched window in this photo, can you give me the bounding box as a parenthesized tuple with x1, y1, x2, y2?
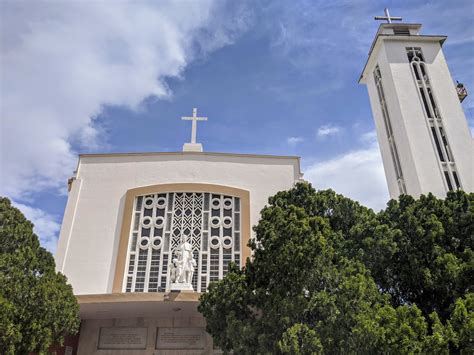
(113, 184, 250, 293)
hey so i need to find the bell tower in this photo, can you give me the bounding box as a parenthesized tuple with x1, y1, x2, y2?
(359, 9, 473, 199)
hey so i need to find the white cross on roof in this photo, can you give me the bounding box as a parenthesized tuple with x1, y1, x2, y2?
(374, 8, 402, 24)
(182, 108, 207, 145)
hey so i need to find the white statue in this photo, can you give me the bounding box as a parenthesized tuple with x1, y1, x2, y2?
(169, 235, 196, 291)
(170, 257, 181, 283)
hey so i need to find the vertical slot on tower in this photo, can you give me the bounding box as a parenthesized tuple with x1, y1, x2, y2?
(419, 62, 427, 80)
(427, 88, 438, 118)
(420, 88, 433, 118)
(430, 127, 445, 162)
(444, 171, 454, 191)
(438, 127, 453, 162)
(374, 64, 406, 194)
(452, 171, 461, 189)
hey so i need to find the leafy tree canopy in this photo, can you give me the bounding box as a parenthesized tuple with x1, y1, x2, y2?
(353, 191, 473, 320)
(0, 197, 80, 354)
(199, 182, 473, 354)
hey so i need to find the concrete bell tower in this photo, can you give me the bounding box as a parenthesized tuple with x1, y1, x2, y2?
(359, 9, 473, 199)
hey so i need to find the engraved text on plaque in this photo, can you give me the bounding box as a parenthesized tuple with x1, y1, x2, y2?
(98, 327, 147, 350)
(156, 327, 206, 350)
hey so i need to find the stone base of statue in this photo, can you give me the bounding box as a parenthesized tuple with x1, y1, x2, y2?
(170, 282, 194, 292)
(182, 143, 203, 152)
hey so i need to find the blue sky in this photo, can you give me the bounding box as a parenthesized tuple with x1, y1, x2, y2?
(1, 0, 473, 252)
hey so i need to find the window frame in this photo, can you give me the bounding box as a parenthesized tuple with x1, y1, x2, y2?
(112, 183, 251, 293)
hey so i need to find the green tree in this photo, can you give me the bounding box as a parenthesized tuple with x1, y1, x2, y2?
(447, 293, 474, 352)
(198, 182, 473, 353)
(0, 197, 80, 354)
(351, 191, 473, 321)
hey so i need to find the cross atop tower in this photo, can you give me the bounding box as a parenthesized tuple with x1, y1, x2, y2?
(181, 108, 207, 152)
(374, 8, 402, 24)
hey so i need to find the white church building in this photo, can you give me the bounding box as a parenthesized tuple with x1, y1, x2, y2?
(55, 106, 303, 353)
(54, 12, 473, 354)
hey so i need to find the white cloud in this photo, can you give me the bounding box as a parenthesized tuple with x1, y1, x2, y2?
(0, 1, 250, 252)
(13, 201, 61, 253)
(359, 130, 378, 144)
(0, 1, 249, 200)
(317, 124, 341, 138)
(287, 136, 304, 146)
(304, 131, 389, 211)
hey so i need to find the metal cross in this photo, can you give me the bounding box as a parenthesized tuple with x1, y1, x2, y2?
(374, 8, 402, 24)
(181, 108, 207, 144)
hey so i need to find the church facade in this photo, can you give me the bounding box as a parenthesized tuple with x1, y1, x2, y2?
(55, 149, 302, 353)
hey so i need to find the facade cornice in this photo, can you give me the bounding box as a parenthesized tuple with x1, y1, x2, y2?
(79, 151, 300, 160)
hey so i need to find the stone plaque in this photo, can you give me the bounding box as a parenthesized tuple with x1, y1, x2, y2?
(156, 327, 206, 350)
(98, 327, 147, 350)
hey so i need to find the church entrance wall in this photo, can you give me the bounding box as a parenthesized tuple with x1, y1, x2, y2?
(76, 293, 217, 355)
(77, 315, 215, 355)
(55, 153, 301, 296)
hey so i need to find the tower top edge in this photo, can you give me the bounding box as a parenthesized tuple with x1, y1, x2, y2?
(358, 32, 447, 84)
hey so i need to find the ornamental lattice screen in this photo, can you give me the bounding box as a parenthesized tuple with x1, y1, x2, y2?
(124, 192, 241, 293)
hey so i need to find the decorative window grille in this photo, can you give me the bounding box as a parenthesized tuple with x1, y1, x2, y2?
(124, 192, 242, 293)
(407, 47, 461, 191)
(373, 65, 407, 194)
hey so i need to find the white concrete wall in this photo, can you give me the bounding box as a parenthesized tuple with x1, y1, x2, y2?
(424, 43, 474, 193)
(55, 153, 300, 295)
(364, 37, 473, 199)
(383, 39, 441, 198)
(366, 48, 408, 199)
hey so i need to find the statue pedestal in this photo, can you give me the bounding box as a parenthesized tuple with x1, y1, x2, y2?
(170, 282, 194, 292)
(182, 143, 203, 152)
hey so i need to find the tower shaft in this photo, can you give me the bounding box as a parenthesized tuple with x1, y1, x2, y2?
(360, 23, 473, 198)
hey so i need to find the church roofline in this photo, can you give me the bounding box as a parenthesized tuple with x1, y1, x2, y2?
(78, 151, 300, 160)
(358, 30, 447, 84)
(76, 151, 302, 177)
(72, 151, 303, 192)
